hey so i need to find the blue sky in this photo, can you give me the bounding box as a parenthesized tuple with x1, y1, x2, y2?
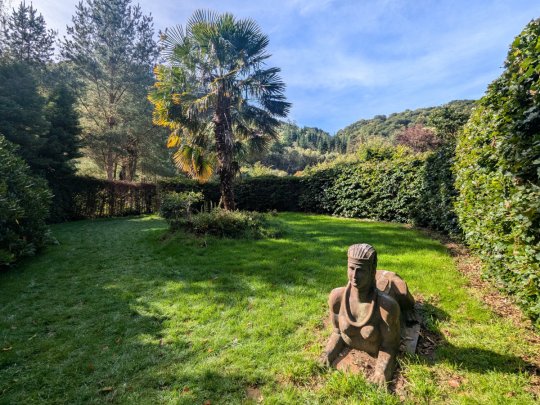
(29, 0, 540, 133)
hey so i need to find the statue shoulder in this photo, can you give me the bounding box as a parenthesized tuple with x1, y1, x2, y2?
(328, 286, 346, 311)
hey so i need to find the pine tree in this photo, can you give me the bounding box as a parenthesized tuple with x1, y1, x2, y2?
(42, 71, 81, 176)
(1, 1, 56, 64)
(0, 60, 49, 169)
(61, 0, 158, 181)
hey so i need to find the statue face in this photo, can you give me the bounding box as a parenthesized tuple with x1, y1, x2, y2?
(348, 259, 374, 289)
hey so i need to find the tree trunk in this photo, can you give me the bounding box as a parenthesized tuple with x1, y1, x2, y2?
(126, 136, 138, 182)
(213, 93, 235, 210)
(106, 149, 114, 181)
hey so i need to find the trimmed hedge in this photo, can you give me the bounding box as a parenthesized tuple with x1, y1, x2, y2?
(49, 176, 158, 222)
(454, 19, 540, 325)
(49, 175, 303, 222)
(300, 152, 425, 223)
(413, 143, 462, 236)
(158, 176, 304, 212)
(1, 135, 52, 265)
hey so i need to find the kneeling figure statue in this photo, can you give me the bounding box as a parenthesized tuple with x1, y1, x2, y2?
(321, 243, 416, 386)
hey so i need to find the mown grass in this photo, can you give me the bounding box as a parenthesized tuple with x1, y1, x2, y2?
(0, 213, 538, 404)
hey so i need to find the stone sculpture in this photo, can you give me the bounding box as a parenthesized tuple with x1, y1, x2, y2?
(321, 243, 417, 386)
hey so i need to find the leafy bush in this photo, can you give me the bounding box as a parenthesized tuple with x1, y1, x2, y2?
(454, 19, 540, 325)
(187, 208, 280, 239)
(0, 135, 53, 266)
(414, 143, 462, 236)
(160, 191, 204, 229)
(301, 145, 425, 223)
(240, 162, 288, 177)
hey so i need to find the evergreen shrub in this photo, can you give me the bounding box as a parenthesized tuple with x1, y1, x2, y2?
(160, 191, 203, 230)
(301, 145, 426, 223)
(454, 19, 540, 324)
(187, 208, 280, 239)
(414, 143, 462, 235)
(0, 136, 52, 265)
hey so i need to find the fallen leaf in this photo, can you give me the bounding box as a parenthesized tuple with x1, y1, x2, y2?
(182, 386, 190, 393)
(207, 348, 213, 353)
(203, 401, 211, 405)
(2, 346, 12, 351)
(448, 379, 461, 388)
(99, 387, 113, 393)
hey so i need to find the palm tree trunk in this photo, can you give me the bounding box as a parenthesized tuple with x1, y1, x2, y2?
(213, 95, 236, 210)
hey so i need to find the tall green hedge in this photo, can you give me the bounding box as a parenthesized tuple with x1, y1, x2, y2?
(414, 143, 461, 235)
(301, 150, 426, 223)
(49, 176, 158, 222)
(0, 135, 52, 266)
(454, 19, 540, 325)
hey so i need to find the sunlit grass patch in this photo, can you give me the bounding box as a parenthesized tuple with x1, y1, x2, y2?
(0, 213, 538, 404)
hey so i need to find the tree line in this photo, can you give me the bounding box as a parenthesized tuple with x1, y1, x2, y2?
(0, 0, 477, 207)
(0, 0, 174, 183)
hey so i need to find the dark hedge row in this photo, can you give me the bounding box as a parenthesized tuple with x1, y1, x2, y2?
(49, 176, 157, 222)
(55, 155, 454, 229)
(158, 176, 304, 212)
(50, 176, 305, 222)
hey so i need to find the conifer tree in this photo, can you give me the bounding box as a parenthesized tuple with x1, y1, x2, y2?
(0, 60, 49, 169)
(1, 1, 56, 64)
(61, 0, 158, 181)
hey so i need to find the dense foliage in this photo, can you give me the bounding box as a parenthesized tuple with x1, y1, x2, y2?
(454, 19, 540, 324)
(301, 144, 425, 222)
(334, 100, 474, 153)
(414, 143, 461, 235)
(159, 176, 304, 212)
(0, 60, 49, 169)
(0, 3, 81, 179)
(49, 176, 157, 221)
(394, 124, 441, 153)
(160, 191, 204, 229)
(185, 208, 278, 239)
(1, 1, 55, 65)
(159, 190, 278, 238)
(0, 136, 52, 266)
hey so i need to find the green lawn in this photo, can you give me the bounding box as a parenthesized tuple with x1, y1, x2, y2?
(1, 213, 538, 404)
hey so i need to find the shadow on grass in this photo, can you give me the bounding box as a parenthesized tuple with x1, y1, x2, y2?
(414, 302, 539, 375)
(1, 214, 535, 403)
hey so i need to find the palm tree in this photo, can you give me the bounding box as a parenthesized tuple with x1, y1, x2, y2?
(149, 10, 291, 210)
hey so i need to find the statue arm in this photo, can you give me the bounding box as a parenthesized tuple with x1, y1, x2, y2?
(371, 297, 401, 386)
(321, 287, 345, 366)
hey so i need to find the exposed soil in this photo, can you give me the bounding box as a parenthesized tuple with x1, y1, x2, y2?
(331, 310, 427, 395)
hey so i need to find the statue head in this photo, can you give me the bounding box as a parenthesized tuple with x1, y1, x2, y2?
(347, 243, 377, 289)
